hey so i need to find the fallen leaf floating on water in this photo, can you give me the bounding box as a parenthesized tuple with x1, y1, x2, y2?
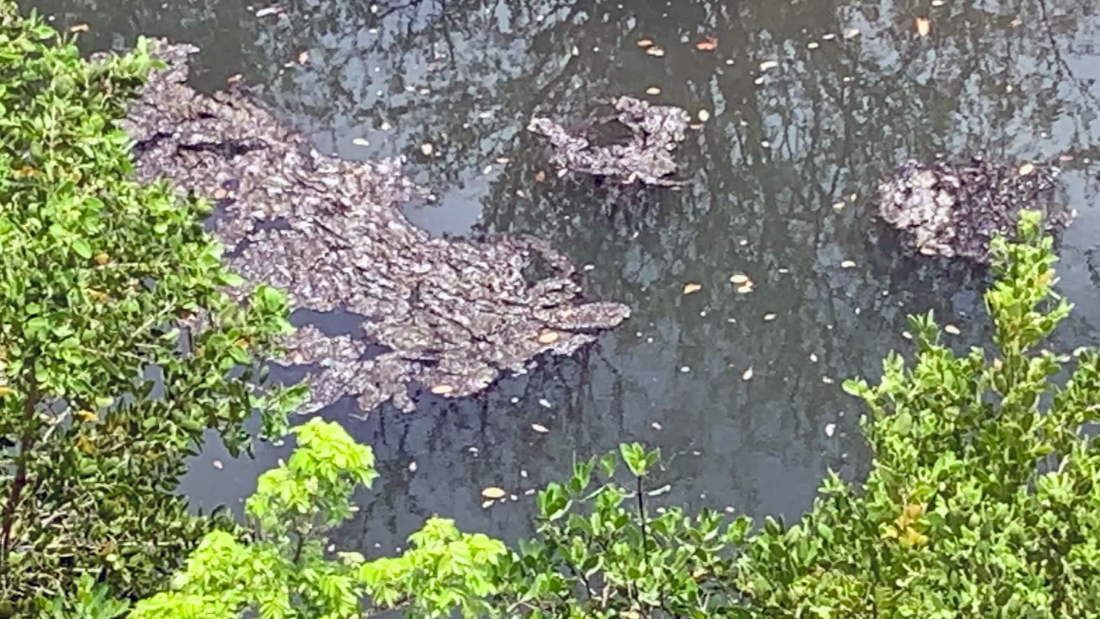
(570, 45, 580, 56)
(430, 384, 454, 395)
(944, 324, 961, 335)
(646, 46, 666, 57)
(531, 423, 550, 433)
(420, 143, 434, 156)
(537, 330, 561, 344)
(69, 23, 90, 32)
(1018, 162, 1036, 175)
(212, 460, 223, 470)
(931, 0, 945, 5)
(841, 260, 857, 269)
(729, 273, 751, 285)
(648, 484, 672, 496)
(915, 17, 932, 36)
(535, 170, 546, 182)
(297, 50, 310, 64)
(736, 282, 755, 294)
(408, 461, 417, 472)
(481, 487, 507, 500)
(682, 282, 703, 295)
(695, 37, 718, 51)
(763, 313, 777, 321)
(697, 110, 711, 122)
(637, 38, 654, 48)
(646, 86, 662, 96)
(481, 500, 495, 509)
(843, 27, 861, 39)
(255, 5, 284, 17)
(759, 60, 779, 71)
(825, 423, 837, 437)
(742, 367, 754, 381)
(352, 137, 369, 146)
(1009, 17, 1023, 28)
(808, 41, 820, 49)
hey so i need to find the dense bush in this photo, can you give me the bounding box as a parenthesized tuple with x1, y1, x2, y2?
(0, 1, 302, 612)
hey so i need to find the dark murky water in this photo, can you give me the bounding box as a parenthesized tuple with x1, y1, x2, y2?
(27, 0, 1100, 551)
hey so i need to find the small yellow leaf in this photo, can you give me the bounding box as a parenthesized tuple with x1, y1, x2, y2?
(69, 23, 90, 33)
(637, 38, 654, 48)
(531, 423, 550, 433)
(431, 384, 454, 395)
(915, 17, 931, 37)
(645, 86, 661, 96)
(682, 283, 703, 295)
(0, 386, 10, 397)
(729, 273, 751, 285)
(944, 324, 961, 335)
(481, 486, 507, 499)
(646, 46, 666, 57)
(94, 252, 110, 265)
(841, 260, 857, 269)
(77, 410, 98, 423)
(695, 37, 718, 51)
(697, 110, 711, 122)
(1018, 162, 1036, 175)
(537, 330, 561, 344)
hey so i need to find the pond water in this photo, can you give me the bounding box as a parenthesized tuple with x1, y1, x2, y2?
(27, 0, 1100, 552)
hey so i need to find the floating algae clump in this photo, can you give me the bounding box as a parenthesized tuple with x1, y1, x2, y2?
(878, 156, 1073, 262)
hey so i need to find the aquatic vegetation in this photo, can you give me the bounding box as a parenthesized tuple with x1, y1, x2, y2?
(878, 156, 1074, 261)
(527, 96, 691, 187)
(124, 41, 629, 416)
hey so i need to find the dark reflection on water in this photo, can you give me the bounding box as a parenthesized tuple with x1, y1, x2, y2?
(27, 0, 1100, 552)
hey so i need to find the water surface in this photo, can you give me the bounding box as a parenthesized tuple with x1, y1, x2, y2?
(28, 0, 1100, 552)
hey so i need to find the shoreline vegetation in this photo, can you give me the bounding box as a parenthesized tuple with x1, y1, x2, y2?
(5, 3, 1100, 617)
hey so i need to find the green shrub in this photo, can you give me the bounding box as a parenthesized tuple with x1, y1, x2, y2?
(735, 212, 1100, 616)
(0, 1, 303, 611)
(131, 418, 507, 619)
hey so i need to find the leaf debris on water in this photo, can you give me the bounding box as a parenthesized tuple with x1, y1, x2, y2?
(763, 313, 777, 321)
(825, 423, 837, 437)
(538, 398, 553, 409)
(742, 367, 754, 381)
(646, 86, 662, 95)
(841, 260, 857, 269)
(843, 28, 861, 39)
(1019, 162, 1036, 175)
(531, 423, 550, 433)
(408, 461, 417, 472)
(695, 37, 718, 51)
(212, 459, 223, 469)
(481, 487, 507, 500)
(944, 324, 961, 335)
(697, 110, 711, 122)
(646, 46, 666, 57)
(648, 484, 672, 496)
(730, 273, 751, 285)
(297, 50, 310, 64)
(352, 137, 369, 146)
(759, 60, 779, 71)
(255, 5, 284, 17)
(915, 17, 932, 36)
(420, 143, 434, 156)
(431, 384, 454, 395)
(637, 38, 654, 48)
(683, 282, 703, 295)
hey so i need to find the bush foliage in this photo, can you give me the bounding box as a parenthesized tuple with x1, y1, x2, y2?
(0, 1, 302, 612)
